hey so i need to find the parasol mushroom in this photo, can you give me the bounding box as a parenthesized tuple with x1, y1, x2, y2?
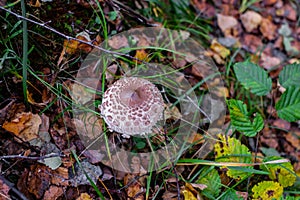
(99, 77, 164, 137)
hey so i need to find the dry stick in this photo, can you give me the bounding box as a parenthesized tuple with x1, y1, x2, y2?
(0, 6, 142, 63)
(0, 175, 29, 200)
(0, 152, 63, 160)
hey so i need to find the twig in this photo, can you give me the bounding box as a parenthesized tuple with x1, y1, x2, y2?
(0, 175, 29, 200)
(0, 153, 63, 160)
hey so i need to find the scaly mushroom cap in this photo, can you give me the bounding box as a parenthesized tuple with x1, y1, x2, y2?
(100, 77, 164, 137)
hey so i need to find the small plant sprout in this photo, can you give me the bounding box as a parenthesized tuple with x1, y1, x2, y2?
(99, 77, 164, 137)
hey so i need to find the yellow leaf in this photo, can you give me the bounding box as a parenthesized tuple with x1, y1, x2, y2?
(210, 39, 230, 59)
(182, 188, 197, 200)
(252, 181, 283, 200)
(134, 49, 149, 63)
(76, 193, 93, 200)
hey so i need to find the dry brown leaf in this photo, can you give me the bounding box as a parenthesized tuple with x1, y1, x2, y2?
(51, 167, 69, 186)
(108, 35, 128, 49)
(70, 83, 93, 105)
(260, 18, 277, 40)
(76, 193, 93, 200)
(217, 14, 238, 35)
(83, 150, 105, 164)
(0, 179, 11, 200)
(43, 185, 63, 200)
(3, 112, 42, 142)
(242, 34, 263, 53)
(28, 0, 41, 7)
(260, 53, 281, 70)
(187, 132, 204, 145)
(264, 0, 277, 6)
(285, 132, 300, 148)
(273, 119, 291, 130)
(164, 103, 182, 120)
(162, 191, 178, 200)
(124, 174, 144, 200)
(240, 10, 262, 32)
(73, 112, 102, 140)
(284, 4, 297, 21)
(105, 64, 118, 85)
(27, 165, 51, 199)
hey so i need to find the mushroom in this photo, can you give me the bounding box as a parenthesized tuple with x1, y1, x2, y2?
(99, 77, 164, 137)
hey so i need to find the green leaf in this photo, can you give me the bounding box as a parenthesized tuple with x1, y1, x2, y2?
(228, 99, 264, 137)
(275, 86, 300, 122)
(233, 61, 272, 96)
(196, 166, 221, 199)
(214, 134, 252, 180)
(279, 63, 300, 88)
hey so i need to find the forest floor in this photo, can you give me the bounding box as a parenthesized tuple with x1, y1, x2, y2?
(0, 0, 300, 200)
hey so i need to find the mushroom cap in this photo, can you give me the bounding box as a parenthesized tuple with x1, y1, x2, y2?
(100, 77, 164, 137)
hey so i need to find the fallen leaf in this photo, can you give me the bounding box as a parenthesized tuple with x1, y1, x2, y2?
(284, 4, 297, 21)
(210, 39, 230, 59)
(261, 128, 278, 149)
(28, 0, 41, 7)
(240, 10, 262, 32)
(260, 53, 281, 70)
(73, 112, 102, 141)
(57, 32, 91, 65)
(51, 167, 69, 186)
(76, 193, 93, 200)
(217, 14, 238, 35)
(83, 150, 105, 164)
(43, 185, 63, 200)
(27, 165, 51, 199)
(285, 132, 300, 149)
(108, 35, 128, 49)
(273, 119, 291, 130)
(187, 132, 204, 145)
(242, 34, 263, 53)
(124, 174, 144, 200)
(70, 83, 93, 105)
(77, 32, 93, 53)
(182, 187, 197, 200)
(134, 49, 149, 63)
(105, 64, 118, 85)
(263, 0, 277, 6)
(260, 18, 277, 40)
(164, 103, 182, 120)
(3, 112, 42, 142)
(162, 190, 178, 200)
(0, 178, 11, 200)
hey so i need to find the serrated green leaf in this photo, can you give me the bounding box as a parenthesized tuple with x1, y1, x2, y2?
(233, 61, 272, 96)
(279, 63, 300, 88)
(275, 86, 300, 122)
(214, 134, 252, 180)
(228, 99, 264, 137)
(196, 166, 221, 199)
(261, 156, 296, 187)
